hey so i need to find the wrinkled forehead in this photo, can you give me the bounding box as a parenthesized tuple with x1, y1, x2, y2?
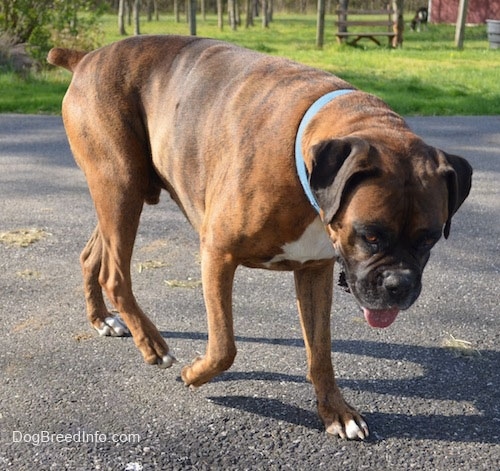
(340, 174, 449, 234)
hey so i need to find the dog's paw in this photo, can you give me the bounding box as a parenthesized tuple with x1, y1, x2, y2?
(95, 316, 129, 337)
(326, 417, 369, 440)
(180, 356, 205, 387)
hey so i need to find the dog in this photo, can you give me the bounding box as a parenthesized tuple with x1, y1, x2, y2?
(411, 7, 428, 32)
(47, 35, 472, 440)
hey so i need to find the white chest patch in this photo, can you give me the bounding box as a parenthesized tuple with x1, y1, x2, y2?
(264, 217, 335, 267)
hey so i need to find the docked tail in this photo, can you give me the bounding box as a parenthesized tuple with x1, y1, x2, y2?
(47, 48, 87, 72)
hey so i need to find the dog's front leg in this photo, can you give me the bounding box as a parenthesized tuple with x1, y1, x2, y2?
(294, 263, 369, 440)
(181, 247, 238, 387)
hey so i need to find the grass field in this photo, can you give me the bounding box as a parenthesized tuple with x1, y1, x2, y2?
(1, 13, 499, 115)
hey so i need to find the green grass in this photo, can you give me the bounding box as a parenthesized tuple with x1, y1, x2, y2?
(0, 69, 70, 114)
(1, 13, 499, 115)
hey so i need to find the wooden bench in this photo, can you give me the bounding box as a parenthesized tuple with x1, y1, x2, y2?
(335, 8, 395, 46)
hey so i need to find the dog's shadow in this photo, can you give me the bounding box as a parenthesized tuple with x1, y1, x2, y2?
(163, 331, 499, 444)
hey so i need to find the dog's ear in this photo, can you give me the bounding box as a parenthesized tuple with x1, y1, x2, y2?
(309, 137, 380, 223)
(437, 150, 473, 239)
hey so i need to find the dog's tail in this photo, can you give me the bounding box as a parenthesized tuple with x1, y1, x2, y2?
(47, 48, 87, 72)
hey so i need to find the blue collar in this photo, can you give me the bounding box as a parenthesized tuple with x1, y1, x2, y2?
(295, 89, 355, 213)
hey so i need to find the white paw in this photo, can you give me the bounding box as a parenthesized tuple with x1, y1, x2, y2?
(157, 353, 177, 369)
(95, 316, 129, 337)
(345, 419, 369, 440)
(327, 418, 369, 440)
(326, 423, 343, 437)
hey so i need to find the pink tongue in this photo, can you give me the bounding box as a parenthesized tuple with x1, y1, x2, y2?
(363, 307, 400, 328)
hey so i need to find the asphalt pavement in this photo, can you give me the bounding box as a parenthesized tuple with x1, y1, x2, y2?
(0, 114, 499, 470)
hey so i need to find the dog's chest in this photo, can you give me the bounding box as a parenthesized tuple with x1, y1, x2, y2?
(263, 217, 335, 268)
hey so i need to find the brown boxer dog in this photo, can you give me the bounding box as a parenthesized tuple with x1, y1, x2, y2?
(47, 35, 472, 440)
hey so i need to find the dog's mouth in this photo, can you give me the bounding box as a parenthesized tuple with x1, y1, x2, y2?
(338, 269, 401, 328)
(362, 306, 400, 328)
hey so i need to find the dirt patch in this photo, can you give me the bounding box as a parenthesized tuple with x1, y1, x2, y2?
(16, 269, 42, 279)
(442, 333, 480, 357)
(136, 260, 169, 273)
(73, 332, 94, 342)
(11, 317, 45, 333)
(165, 278, 202, 289)
(0, 228, 50, 247)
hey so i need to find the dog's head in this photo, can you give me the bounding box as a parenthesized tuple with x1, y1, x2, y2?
(309, 136, 472, 328)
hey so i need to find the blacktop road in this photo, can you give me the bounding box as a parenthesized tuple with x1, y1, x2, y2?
(0, 114, 499, 470)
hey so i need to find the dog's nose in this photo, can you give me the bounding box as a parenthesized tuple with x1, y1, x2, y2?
(382, 269, 416, 301)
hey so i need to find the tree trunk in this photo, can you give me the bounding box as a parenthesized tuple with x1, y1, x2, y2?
(245, 0, 254, 27)
(201, 0, 206, 21)
(262, 0, 269, 27)
(174, 0, 180, 23)
(229, 0, 238, 30)
(133, 0, 140, 35)
(316, 0, 325, 48)
(217, 0, 224, 30)
(146, 0, 158, 21)
(253, 0, 259, 19)
(118, 0, 127, 35)
(338, 0, 348, 33)
(188, 0, 197, 35)
(392, 0, 404, 48)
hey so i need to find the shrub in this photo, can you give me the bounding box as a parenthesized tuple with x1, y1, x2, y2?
(1, 0, 105, 67)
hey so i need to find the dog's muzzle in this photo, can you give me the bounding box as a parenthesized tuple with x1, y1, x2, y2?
(341, 260, 422, 328)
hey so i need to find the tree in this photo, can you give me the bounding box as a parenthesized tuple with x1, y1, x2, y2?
(392, 0, 404, 48)
(338, 0, 348, 34)
(1, 0, 52, 44)
(1, 0, 104, 63)
(188, 0, 197, 35)
(316, 0, 325, 48)
(147, 0, 159, 21)
(133, 0, 141, 35)
(262, 0, 271, 27)
(118, 0, 127, 35)
(217, 0, 224, 30)
(245, 0, 254, 28)
(229, 0, 238, 30)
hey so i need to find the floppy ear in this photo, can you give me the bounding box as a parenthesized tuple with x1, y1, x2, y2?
(309, 137, 380, 223)
(438, 150, 473, 239)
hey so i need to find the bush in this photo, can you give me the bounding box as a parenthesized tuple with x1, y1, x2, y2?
(0, 0, 105, 67)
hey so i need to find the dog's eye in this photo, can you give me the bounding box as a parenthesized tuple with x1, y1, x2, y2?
(355, 224, 389, 254)
(362, 233, 381, 253)
(417, 236, 438, 251)
(364, 234, 379, 245)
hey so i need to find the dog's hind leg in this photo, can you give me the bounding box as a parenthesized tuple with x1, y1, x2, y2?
(90, 173, 174, 368)
(66, 111, 174, 368)
(294, 262, 369, 440)
(96, 171, 174, 367)
(80, 226, 129, 337)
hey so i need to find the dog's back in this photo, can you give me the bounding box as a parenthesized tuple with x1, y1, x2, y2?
(51, 36, 352, 231)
